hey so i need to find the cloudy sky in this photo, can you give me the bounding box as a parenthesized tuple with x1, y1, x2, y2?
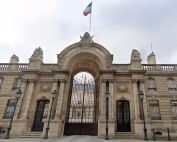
(0, 0, 177, 64)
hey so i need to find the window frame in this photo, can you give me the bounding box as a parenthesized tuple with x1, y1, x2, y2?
(171, 100, 177, 120)
(0, 77, 4, 89)
(12, 78, 22, 90)
(149, 100, 161, 120)
(3, 99, 16, 119)
(167, 78, 177, 91)
(147, 78, 156, 91)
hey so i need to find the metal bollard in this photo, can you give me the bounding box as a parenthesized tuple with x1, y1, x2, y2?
(152, 128, 156, 141)
(167, 128, 171, 141)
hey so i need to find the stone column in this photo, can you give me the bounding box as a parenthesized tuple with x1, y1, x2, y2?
(132, 80, 140, 119)
(42, 80, 58, 137)
(140, 80, 151, 137)
(108, 80, 115, 139)
(100, 80, 105, 118)
(14, 79, 27, 119)
(22, 79, 35, 119)
(140, 81, 148, 118)
(44, 80, 66, 138)
(55, 80, 66, 119)
(109, 81, 114, 118)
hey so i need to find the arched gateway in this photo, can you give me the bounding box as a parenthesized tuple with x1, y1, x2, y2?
(57, 32, 113, 136)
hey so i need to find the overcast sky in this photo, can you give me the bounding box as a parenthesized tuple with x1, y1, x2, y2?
(0, 0, 177, 64)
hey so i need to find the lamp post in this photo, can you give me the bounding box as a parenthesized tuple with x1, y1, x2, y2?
(105, 80, 110, 140)
(4, 88, 22, 139)
(43, 90, 57, 139)
(139, 91, 148, 141)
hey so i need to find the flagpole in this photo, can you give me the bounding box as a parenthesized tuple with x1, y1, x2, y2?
(89, 10, 92, 33)
(89, 1, 93, 34)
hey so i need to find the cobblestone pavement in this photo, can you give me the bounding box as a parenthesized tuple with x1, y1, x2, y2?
(0, 136, 176, 142)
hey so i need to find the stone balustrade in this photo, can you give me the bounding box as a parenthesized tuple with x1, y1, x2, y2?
(0, 64, 10, 70)
(142, 64, 177, 72)
(1, 63, 177, 73)
(0, 63, 28, 71)
(17, 64, 28, 70)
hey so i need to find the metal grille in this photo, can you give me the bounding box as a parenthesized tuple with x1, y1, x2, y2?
(64, 73, 98, 135)
(67, 76, 96, 123)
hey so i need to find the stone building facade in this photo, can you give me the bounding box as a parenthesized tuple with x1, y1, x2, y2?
(0, 32, 177, 140)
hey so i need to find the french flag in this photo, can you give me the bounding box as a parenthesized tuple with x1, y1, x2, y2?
(83, 2, 92, 16)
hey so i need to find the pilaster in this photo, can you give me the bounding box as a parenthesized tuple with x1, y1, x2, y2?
(14, 79, 27, 119)
(132, 80, 140, 120)
(22, 79, 36, 119)
(54, 80, 66, 119)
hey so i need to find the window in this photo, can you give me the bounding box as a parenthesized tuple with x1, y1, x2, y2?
(171, 100, 177, 120)
(0, 77, 4, 88)
(167, 79, 176, 91)
(12, 78, 22, 90)
(3, 99, 16, 119)
(149, 100, 161, 120)
(147, 78, 156, 91)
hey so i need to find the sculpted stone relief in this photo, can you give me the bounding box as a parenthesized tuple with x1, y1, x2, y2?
(30, 47, 43, 60)
(116, 81, 129, 92)
(80, 32, 93, 47)
(40, 82, 52, 92)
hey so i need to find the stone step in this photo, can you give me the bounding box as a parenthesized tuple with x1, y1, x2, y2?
(115, 132, 134, 139)
(20, 132, 42, 138)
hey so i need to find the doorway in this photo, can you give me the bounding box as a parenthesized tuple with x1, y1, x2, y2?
(117, 100, 131, 132)
(32, 100, 49, 131)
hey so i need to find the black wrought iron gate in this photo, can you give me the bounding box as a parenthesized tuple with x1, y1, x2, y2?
(64, 75, 98, 135)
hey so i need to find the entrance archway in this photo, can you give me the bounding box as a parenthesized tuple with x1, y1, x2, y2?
(58, 33, 113, 136)
(64, 72, 98, 135)
(117, 100, 131, 132)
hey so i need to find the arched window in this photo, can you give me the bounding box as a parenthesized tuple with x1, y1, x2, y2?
(12, 78, 22, 90)
(167, 78, 176, 91)
(171, 100, 177, 120)
(149, 100, 161, 120)
(0, 77, 4, 88)
(147, 78, 156, 91)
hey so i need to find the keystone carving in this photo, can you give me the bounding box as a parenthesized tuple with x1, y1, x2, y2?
(80, 32, 93, 47)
